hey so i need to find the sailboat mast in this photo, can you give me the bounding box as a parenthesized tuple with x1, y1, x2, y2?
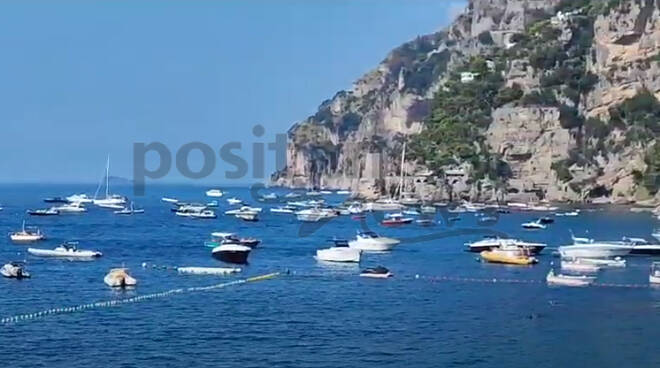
(105, 156, 110, 198)
(399, 142, 406, 200)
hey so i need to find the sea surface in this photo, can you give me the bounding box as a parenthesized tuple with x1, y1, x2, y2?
(0, 183, 659, 368)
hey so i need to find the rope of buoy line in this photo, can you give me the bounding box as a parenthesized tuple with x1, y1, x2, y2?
(282, 270, 654, 289)
(0, 272, 279, 326)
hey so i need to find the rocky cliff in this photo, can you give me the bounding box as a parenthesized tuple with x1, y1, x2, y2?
(273, 0, 660, 204)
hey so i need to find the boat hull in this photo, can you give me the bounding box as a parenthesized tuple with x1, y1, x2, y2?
(480, 251, 537, 265)
(558, 245, 632, 258)
(348, 238, 399, 252)
(212, 246, 251, 264)
(630, 246, 660, 255)
(316, 248, 361, 263)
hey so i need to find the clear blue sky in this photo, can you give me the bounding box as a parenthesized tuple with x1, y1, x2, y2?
(0, 0, 465, 184)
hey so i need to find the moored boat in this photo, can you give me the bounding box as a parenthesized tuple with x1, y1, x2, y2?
(480, 245, 537, 265)
(43, 197, 70, 204)
(104, 268, 137, 287)
(560, 259, 601, 273)
(1, 262, 30, 279)
(521, 220, 546, 229)
(360, 266, 392, 278)
(9, 221, 45, 243)
(27, 208, 59, 216)
(650, 262, 660, 284)
(211, 244, 251, 264)
(206, 232, 260, 248)
(315, 239, 361, 263)
(206, 189, 224, 197)
(466, 237, 546, 254)
(546, 269, 594, 287)
(381, 213, 414, 226)
(53, 202, 87, 213)
(348, 231, 399, 252)
(28, 241, 102, 259)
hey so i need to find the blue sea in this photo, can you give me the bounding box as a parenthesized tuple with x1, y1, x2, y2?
(0, 183, 659, 367)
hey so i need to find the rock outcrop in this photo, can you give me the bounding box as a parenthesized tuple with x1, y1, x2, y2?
(273, 0, 660, 204)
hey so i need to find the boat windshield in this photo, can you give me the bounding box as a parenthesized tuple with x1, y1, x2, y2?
(358, 231, 379, 238)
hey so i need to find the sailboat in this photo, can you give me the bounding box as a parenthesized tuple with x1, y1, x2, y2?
(93, 156, 127, 208)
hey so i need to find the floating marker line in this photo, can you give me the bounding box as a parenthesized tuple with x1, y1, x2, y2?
(1, 272, 279, 326)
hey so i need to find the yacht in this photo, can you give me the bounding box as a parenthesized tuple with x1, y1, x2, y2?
(206, 189, 224, 197)
(104, 268, 137, 288)
(546, 269, 594, 287)
(27, 208, 59, 216)
(558, 235, 633, 258)
(66, 194, 93, 204)
(315, 239, 361, 263)
(53, 202, 87, 213)
(9, 221, 45, 243)
(381, 212, 414, 226)
(93, 156, 128, 207)
(28, 241, 102, 259)
(466, 237, 546, 254)
(348, 231, 400, 252)
(624, 237, 660, 255)
(235, 211, 259, 222)
(1, 262, 30, 279)
(212, 244, 251, 264)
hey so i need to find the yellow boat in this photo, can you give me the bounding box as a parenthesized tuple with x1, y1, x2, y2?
(480, 246, 538, 265)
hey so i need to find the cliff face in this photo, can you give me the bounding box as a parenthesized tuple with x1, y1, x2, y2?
(274, 0, 660, 204)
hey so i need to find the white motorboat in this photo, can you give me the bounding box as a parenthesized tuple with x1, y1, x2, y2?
(225, 206, 261, 215)
(546, 269, 594, 287)
(650, 262, 660, 284)
(227, 197, 243, 205)
(270, 206, 295, 214)
(161, 197, 179, 204)
(558, 235, 633, 258)
(9, 221, 45, 243)
(466, 237, 546, 254)
(336, 190, 351, 195)
(53, 202, 87, 213)
(556, 210, 580, 216)
(296, 208, 335, 222)
(360, 266, 392, 279)
(381, 212, 414, 226)
(403, 209, 420, 216)
(521, 220, 546, 229)
(104, 268, 137, 287)
(28, 242, 102, 258)
(206, 189, 224, 197)
(212, 244, 251, 264)
(66, 193, 93, 204)
(348, 231, 400, 252)
(261, 193, 278, 200)
(284, 192, 301, 199)
(319, 190, 333, 195)
(447, 206, 467, 213)
(463, 202, 486, 212)
(306, 190, 322, 196)
(528, 204, 559, 212)
(400, 196, 421, 206)
(1, 262, 30, 279)
(564, 257, 626, 268)
(177, 267, 241, 275)
(560, 259, 601, 273)
(315, 239, 361, 263)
